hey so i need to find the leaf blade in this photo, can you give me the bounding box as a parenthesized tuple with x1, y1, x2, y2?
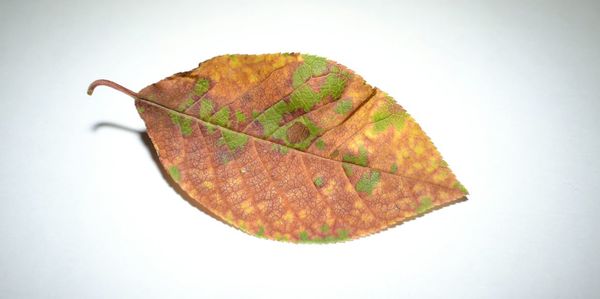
(132, 53, 468, 243)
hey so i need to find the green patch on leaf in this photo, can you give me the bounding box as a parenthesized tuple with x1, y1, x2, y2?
(342, 163, 353, 176)
(235, 110, 247, 123)
(314, 176, 324, 187)
(271, 143, 289, 155)
(199, 99, 214, 120)
(299, 231, 310, 241)
(287, 74, 346, 112)
(292, 65, 311, 88)
(288, 85, 322, 112)
(288, 73, 347, 113)
(168, 166, 181, 182)
(205, 123, 216, 134)
(337, 229, 349, 240)
(257, 71, 346, 138)
(335, 99, 353, 114)
(372, 98, 407, 133)
(256, 101, 291, 136)
(210, 106, 231, 128)
(220, 130, 248, 151)
(304, 54, 328, 75)
(373, 111, 407, 133)
(136, 106, 145, 113)
(391, 163, 398, 173)
(296, 227, 350, 244)
(292, 54, 328, 87)
(256, 226, 265, 237)
(319, 73, 346, 100)
(355, 171, 380, 194)
(454, 181, 469, 195)
(252, 110, 261, 119)
(194, 78, 210, 96)
(342, 146, 368, 167)
(168, 112, 193, 136)
(416, 196, 433, 214)
(315, 139, 326, 150)
(177, 98, 195, 112)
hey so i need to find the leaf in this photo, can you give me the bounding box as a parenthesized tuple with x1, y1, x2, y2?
(87, 53, 468, 243)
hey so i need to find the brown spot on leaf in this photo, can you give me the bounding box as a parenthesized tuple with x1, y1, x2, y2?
(287, 122, 310, 143)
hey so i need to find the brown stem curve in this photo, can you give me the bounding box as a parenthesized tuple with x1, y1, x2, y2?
(87, 79, 139, 99)
(86, 79, 176, 116)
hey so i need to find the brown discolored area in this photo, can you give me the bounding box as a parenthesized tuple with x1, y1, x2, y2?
(105, 53, 469, 243)
(287, 122, 310, 143)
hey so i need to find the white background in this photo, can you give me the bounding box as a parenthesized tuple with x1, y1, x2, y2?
(1, 0, 599, 298)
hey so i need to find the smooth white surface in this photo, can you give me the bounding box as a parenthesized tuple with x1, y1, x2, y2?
(1, 0, 599, 298)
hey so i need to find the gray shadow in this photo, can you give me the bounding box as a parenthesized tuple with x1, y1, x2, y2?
(92, 122, 233, 229)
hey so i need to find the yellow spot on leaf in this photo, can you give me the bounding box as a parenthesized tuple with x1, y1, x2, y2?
(225, 210, 234, 223)
(241, 199, 254, 214)
(325, 208, 335, 225)
(438, 190, 449, 200)
(433, 171, 448, 183)
(354, 200, 364, 209)
(401, 148, 410, 158)
(395, 157, 404, 167)
(426, 158, 438, 173)
(361, 213, 374, 223)
(414, 142, 425, 155)
(413, 183, 425, 192)
(229, 55, 241, 68)
(273, 56, 287, 68)
(345, 184, 356, 193)
(283, 211, 295, 223)
(299, 209, 308, 219)
(364, 128, 378, 139)
(226, 177, 242, 188)
(322, 181, 336, 195)
(237, 220, 247, 231)
(202, 181, 214, 189)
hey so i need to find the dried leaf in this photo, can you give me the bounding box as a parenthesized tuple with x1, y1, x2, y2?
(88, 53, 468, 243)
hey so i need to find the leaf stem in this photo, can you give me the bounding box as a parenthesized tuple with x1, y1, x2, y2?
(87, 78, 187, 120)
(87, 79, 139, 99)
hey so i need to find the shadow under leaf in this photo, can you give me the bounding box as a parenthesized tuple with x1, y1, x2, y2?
(92, 122, 234, 230)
